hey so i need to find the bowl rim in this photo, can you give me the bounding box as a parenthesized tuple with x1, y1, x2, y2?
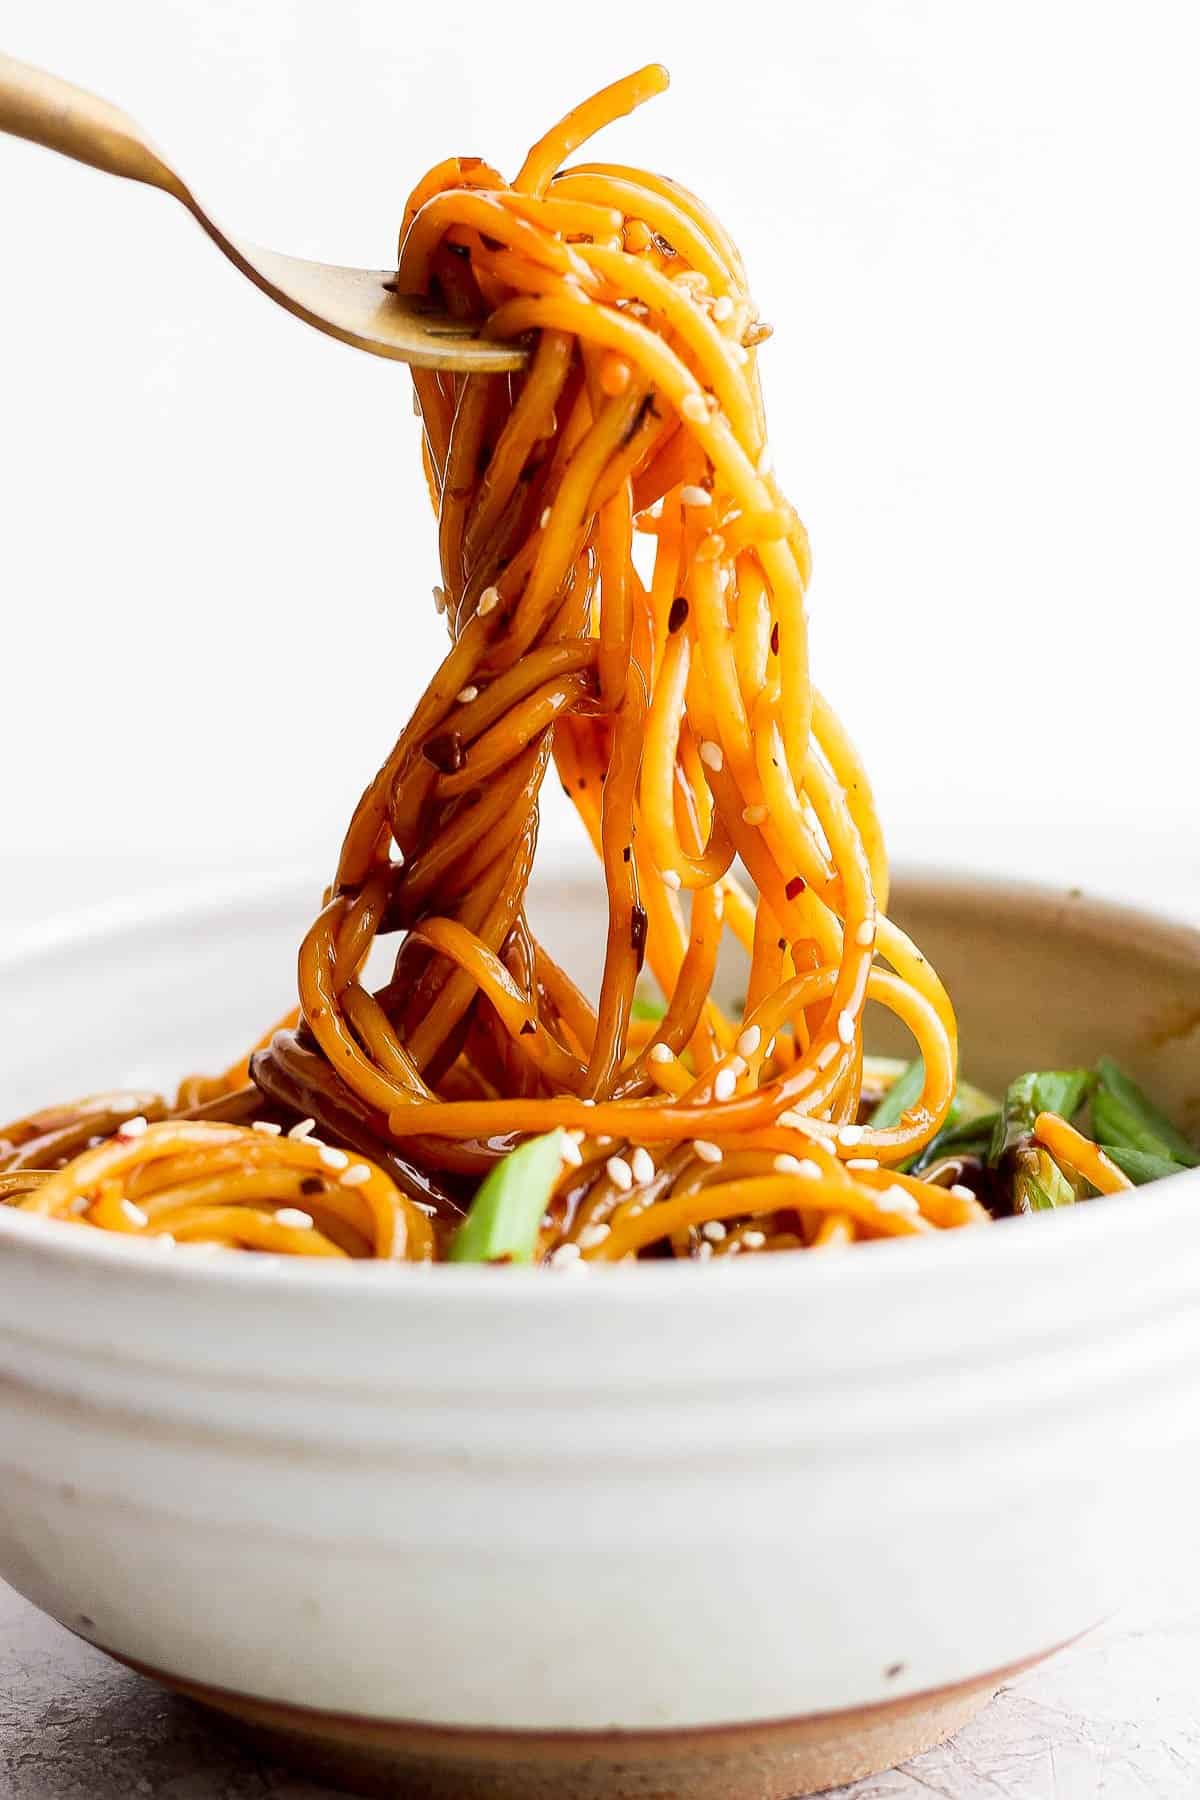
(1, 861, 1197, 1304)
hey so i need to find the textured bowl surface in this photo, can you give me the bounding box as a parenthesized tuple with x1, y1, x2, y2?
(0, 868, 1198, 1787)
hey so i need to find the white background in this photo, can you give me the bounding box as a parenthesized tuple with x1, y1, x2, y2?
(2, 0, 1198, 911)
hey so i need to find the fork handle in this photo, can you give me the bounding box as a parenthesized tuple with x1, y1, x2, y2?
(0, 51, 186, 199)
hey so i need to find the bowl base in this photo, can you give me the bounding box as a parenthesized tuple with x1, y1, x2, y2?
(110, 1648, 1047, 1799)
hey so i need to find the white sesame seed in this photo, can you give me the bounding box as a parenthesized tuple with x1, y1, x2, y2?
(275, 1207, 314, 1230)
(777, 1108, 807, 1129)
(577, 1223, 611, 1248)
(732, 343, 750, 365)
(550, 1242, 583, 1268)
(727, 1240, 742, 1255)
(661, 869, 682, 891)
(540, 507, 552, 528)
(69, 1195, 91, 1216)
(702, 1220, 727, 1242)
(456, 685, 479, 704)
(287, 1118, 316, 1140)
(432, 585, 447, 614)
(817, 1041, 840, 1069)
(680, 393, 709, 425)
(581, 1097, 597, 1106)
(846, 1157, 880, 1171)
(773, 1153, 803, 1175)
(838, 1125, 866, 1147)
(340, 1164, 372, 1188)
(737, 1025, 762, 1058)
(712, 295, 734, 322)
(756, 445, 774, 477)
(697, 1240, 714, 1260)
(855, 918, 877, 948)
(713, 1067, 737, 1101)
(120, 1199, 148, 1227)
(699, 739, 724, 772)
(765, 1037, 777, 1058)
(837, 1010, 856, 1046)
(875, 1187, 920, 1217)
(319, 1145, 350, 1171)
(741, 1229, 766, 1248)
(606, 1155, 633, 1191)
(560, 1136, 583, 1168)
(680, 484, 712, 508)
(797, 1159, 824, 1180)
(649, 1041, 674, 1065)
(118, 1115, 148, 1139)
(693, 1140, 723, 1164)
(596, 1135, 614, 1148)
(478, 585, 501, 617)
(630, 1146, 655, 1184)
(950, 1184, 976, 1202)
(742, 804, 768, 826)
(252, 1120, 282, 1136)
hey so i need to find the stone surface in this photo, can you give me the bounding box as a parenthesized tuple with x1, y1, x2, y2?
(1, 1583, 1198, 1799)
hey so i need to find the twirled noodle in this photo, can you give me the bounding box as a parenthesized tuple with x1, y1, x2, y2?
(1, 68, 990, 1261)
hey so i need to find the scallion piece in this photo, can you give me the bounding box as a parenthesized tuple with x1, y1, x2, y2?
(1092, 1057, 1198, 1169)
(1099, 1143, 1190, 1186)
(448, 1130, 567, 1265)
(988, 1069, 1094, 1165)
(1013, 1145, 1081, 1212)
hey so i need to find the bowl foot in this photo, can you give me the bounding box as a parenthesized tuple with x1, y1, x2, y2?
(111, 1651, 1042, 1799)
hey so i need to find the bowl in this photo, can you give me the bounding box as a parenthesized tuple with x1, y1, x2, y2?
(1, 866, 1198, 1799)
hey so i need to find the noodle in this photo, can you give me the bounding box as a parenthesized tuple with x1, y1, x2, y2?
(2, 66, 986, 1262)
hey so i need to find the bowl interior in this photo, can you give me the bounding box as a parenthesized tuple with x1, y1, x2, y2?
(2, 865, 1198, 1137)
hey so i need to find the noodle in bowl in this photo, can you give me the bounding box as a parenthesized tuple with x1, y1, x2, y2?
(0, 868, 1198, 1797)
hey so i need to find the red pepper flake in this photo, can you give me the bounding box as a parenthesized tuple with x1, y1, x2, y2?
(770, 620, 780, 656)
(630, 904, 648, 969)
(785, 875, 807, 901)
(668, 595, 689, 633)
(423, 731, 465, 774)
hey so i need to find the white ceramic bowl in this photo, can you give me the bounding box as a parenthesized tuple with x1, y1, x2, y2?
(1, 868, 1198, 1798)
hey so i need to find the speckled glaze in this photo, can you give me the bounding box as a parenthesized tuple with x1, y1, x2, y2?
(0, 869, 1197, 1797)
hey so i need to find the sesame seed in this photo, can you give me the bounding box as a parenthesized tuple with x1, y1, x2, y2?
(252, 1120, 282, 1136)
(727, 1241, 742, 1255)
(796, 1159, 824, 1179)
(432, 585, 447, 614)
(680, 393, 708, 424)
(456, 684, 479, 703)
(69, 1195, 91, 1216)
(662, 868, 682, 891)
(630, 1146, 655, 1184)
(838, 1125, 866, 1147)
(578, 1223, 611, 1248)
(478, 586, 501, 617)
(737, 1025, 761, 1057)
(855, 919, 877, 948)
(713, 1067, 737, 1101)
(875, 1187, 920, 1217)
(693, 1140, 723, 1164)
(581, 1097, 597, 1106)
(550, 1242, 582, 1267)
(560, 1136, 583, 1168)
(679, 484, 712, 508)
(540, 507, 552, 528)
(319, 1145, 349, 1171)
(773, 1154, 803, 1175)
(699, 739, 724, 772)
(596, 1136, 615, 1148)
(950, 1183, 976, 1201)
(712, 295, 734, 321)
(275, 1207, 314, 1230)
(777, 1108, 807, 1129)
(846, 1157, 880, 1171)
(288, 1118, 316, 1140)
(697, 1240, 714, 1260)
(837, 1010, 856, 1046)
(732, 343, 750, 365)
(606, 1155, 633, 1191)
(817, 1042, 840, 1069)
(120, 1199, 148, 1227)
(702, 1220, 727, 1242)
(742, 804, 768, 826)
(756, 446, 774, 477)
(765, 1037, 777, 1058)
(340, 1164, 372, 1187)
(118, 1115, 148, 1139)
(649, 1042, 674, 1065)
(741, 1230, 766, 1248)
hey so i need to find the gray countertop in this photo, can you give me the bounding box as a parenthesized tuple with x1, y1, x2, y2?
(2, 1582, 1198, 1799)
